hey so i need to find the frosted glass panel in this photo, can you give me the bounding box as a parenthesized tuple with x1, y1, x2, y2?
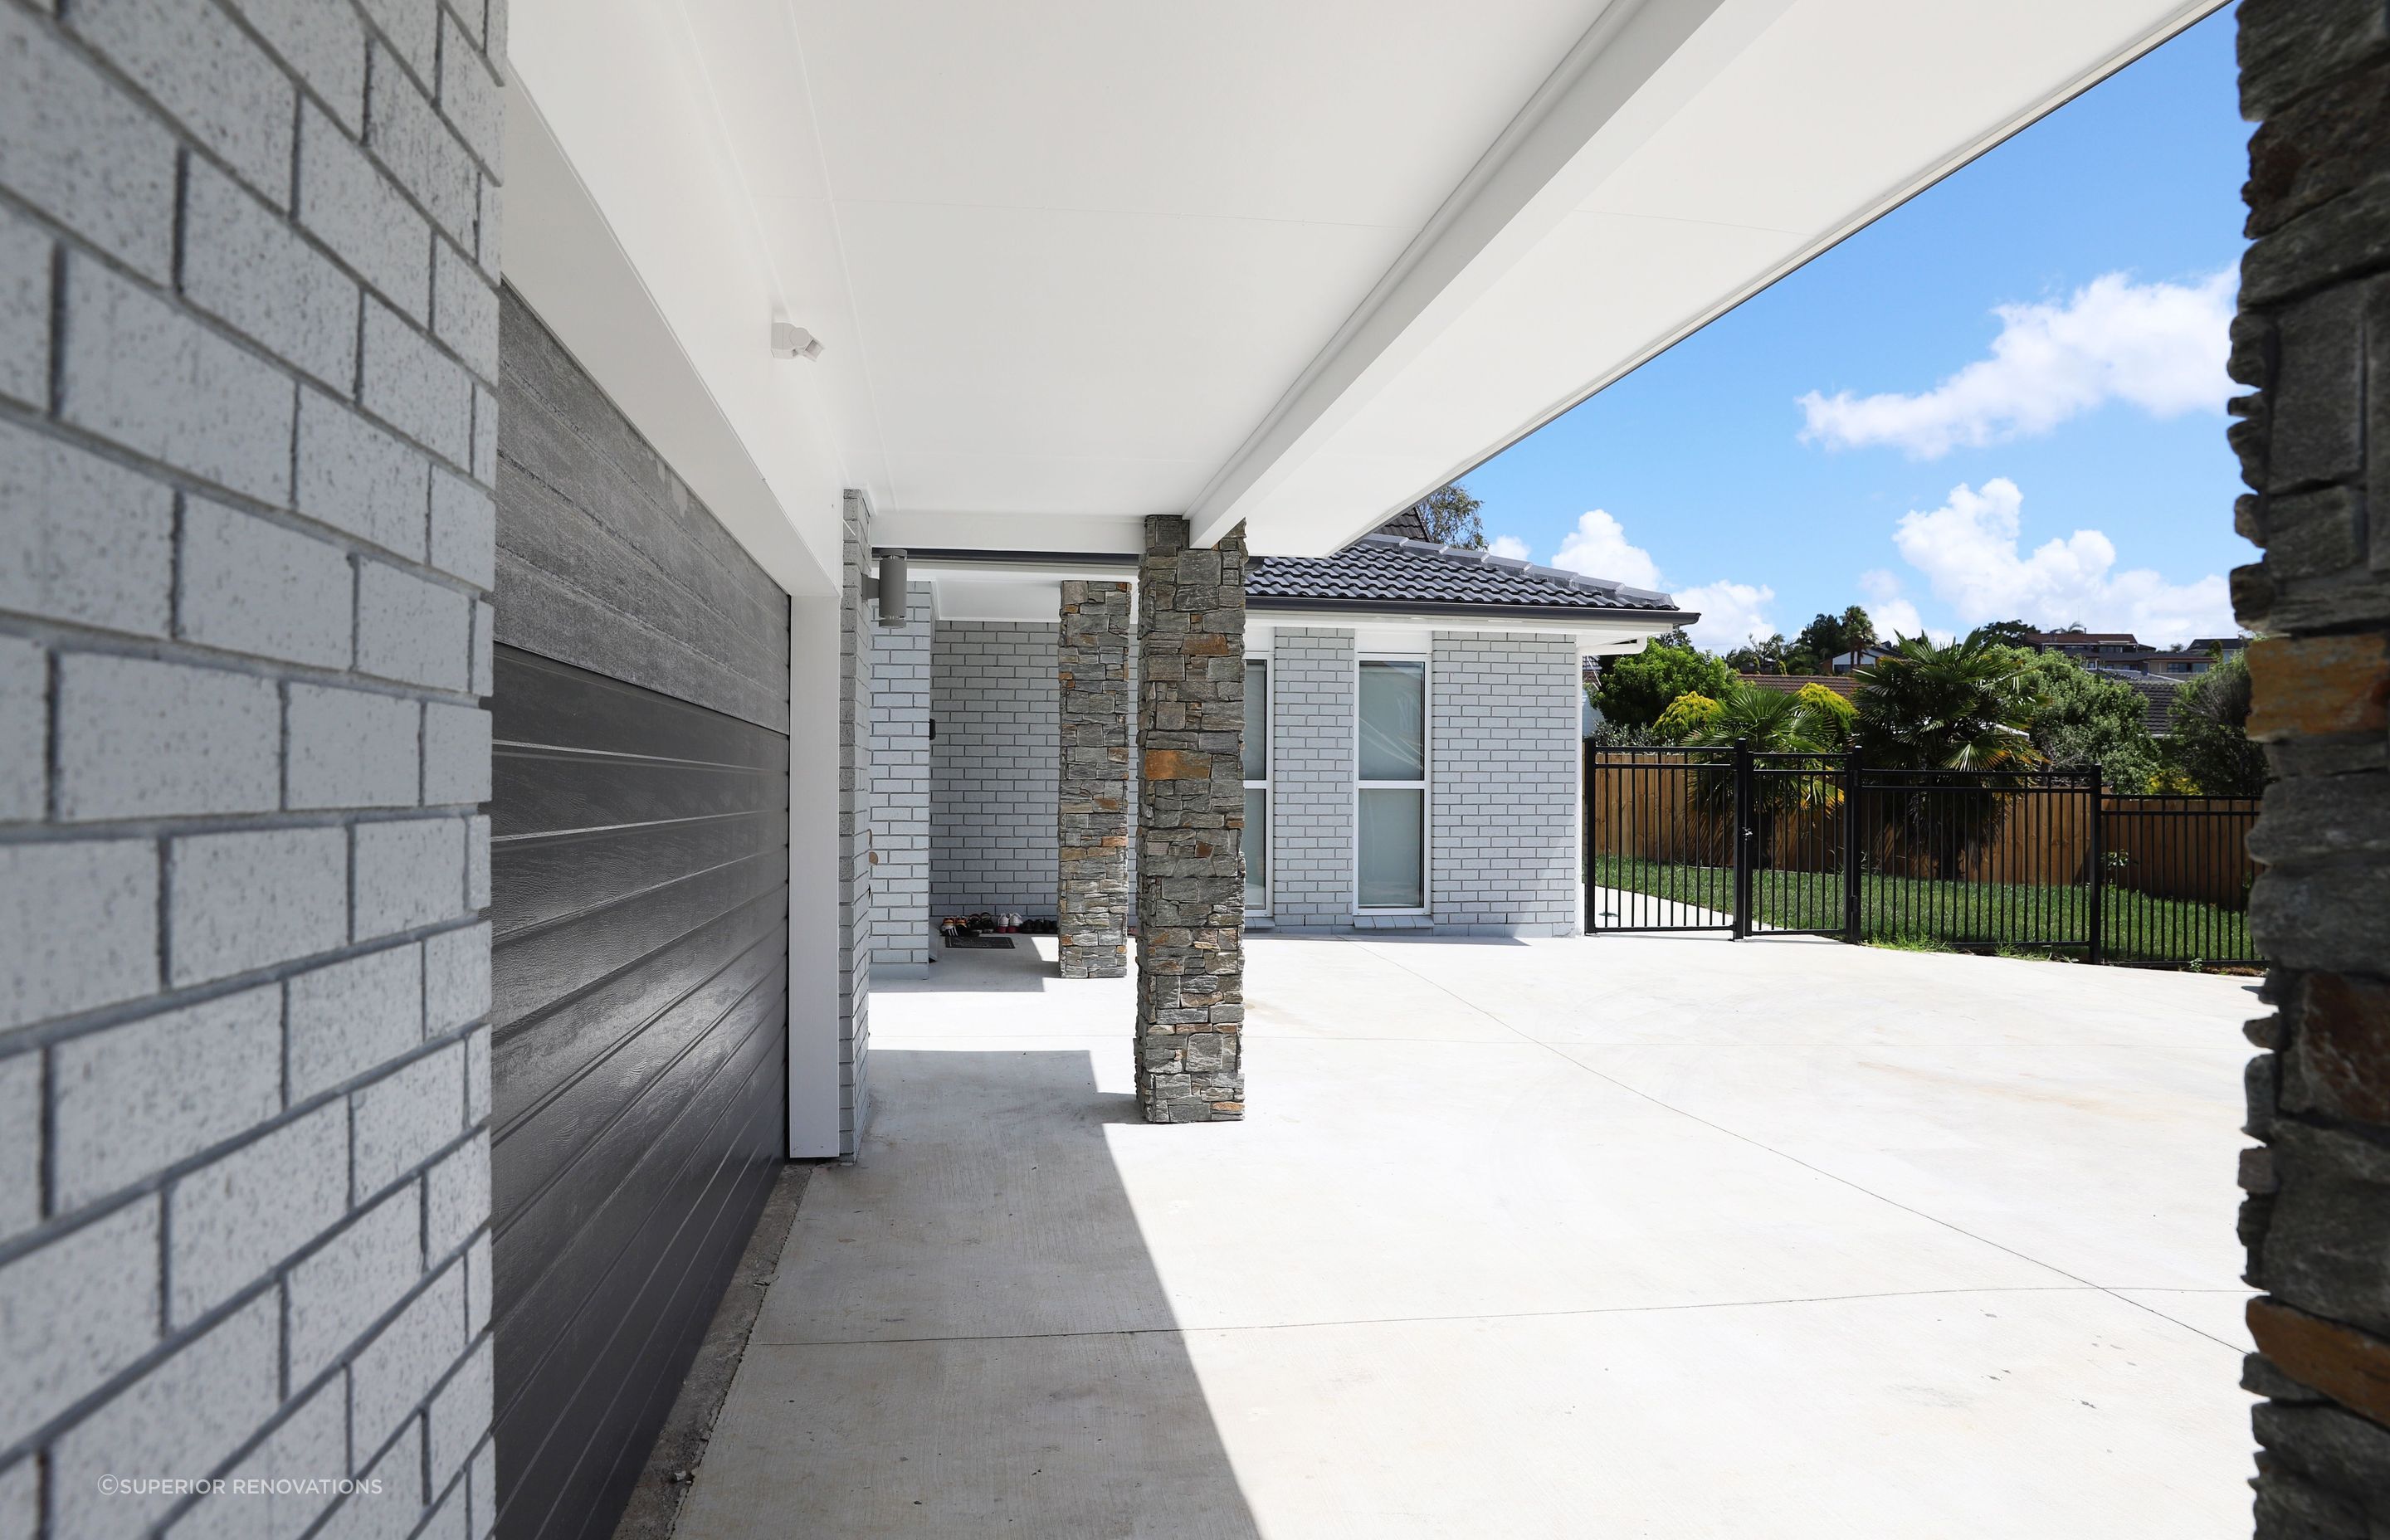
(1243, 662, 1268, 782)
(1358, 787, 1424, 908)
(1242, 788, 1266, 909)
(1358, 660, 1424, 781)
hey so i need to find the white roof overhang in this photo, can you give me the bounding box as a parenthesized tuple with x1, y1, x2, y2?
(505, 0, 2221, 586)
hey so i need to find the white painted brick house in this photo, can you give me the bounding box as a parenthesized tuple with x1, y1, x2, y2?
(910, 530, 1687, 944)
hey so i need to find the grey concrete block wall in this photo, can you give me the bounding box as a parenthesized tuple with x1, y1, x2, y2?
(1265, 628, 1356, 928)
(837, 494, 873, 1155)
(868, 581, 933, 972)
(1428, 632, 1582, 936)
(1263, 628, 1579, 933)
(931, 621, 1062, 917)
(0, 2, 501, 1538)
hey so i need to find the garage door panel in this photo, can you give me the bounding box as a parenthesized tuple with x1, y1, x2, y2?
(492, 938, 785, 1239)
(493, 647, 788, 772)
(493, 284, 793, 1540)
(493, 462, 788, 695)
(492, 750, 787, 840)
(494, 1042, 783, 1540)
(492, 813, 788, 939)
(490, 894, 783, 1130)
(496, 550, 789, 732)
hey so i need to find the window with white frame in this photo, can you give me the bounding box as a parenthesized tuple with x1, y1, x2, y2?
(1355, 657, 1426, 910)
(1241, 658, 1269, 913)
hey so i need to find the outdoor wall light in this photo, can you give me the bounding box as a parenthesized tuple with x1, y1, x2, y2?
(770, 319, 823, 360)
(861, 549, 909, 627)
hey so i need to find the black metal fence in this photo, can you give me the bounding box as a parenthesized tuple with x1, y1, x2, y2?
(1586, 742, 2263, 968)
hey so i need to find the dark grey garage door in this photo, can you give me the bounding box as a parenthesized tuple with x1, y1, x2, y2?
(490, 290, 792, 1540)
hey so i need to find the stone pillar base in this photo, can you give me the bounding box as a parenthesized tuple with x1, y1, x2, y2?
(1134, 516, 1246, 1122)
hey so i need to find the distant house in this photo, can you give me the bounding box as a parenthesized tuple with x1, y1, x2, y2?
(2027, 631, 2246, 678)
(1829, 645, 1894, 674)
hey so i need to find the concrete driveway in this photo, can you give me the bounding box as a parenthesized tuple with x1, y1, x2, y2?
(676, 933, 2258, 1538)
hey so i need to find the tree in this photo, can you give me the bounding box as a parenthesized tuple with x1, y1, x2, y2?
(2163, 651, 2266, 795)
(1722, 633, 1792, 675)
(1851, 636, 2046, 877)
(1653, 692, 1722, 743)
(1796, 682, 1857, 745)
(1593, 641, 1732, 729)
(1402, 483, 1486, 548)
(2020, 651, 2160, 790)
(1786, 606, 1877, 675)
(1968, 618, 2039, 647)
(1684, 681, 1841, 861)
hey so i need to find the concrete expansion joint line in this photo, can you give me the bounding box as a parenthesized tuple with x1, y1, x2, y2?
(1343, 938, 2247, 1354)
(757, 1284, 2189, 1352)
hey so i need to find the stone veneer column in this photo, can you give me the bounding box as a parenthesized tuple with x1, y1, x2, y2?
(1058, 581, 1133, 977)
(1134, 517, 1247, 1121)
(2227, 3, 2390, 1532)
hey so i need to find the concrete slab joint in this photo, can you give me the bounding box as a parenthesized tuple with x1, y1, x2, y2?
(1059, 580, 1133, 978)
(1134, 515, 1246, 1121)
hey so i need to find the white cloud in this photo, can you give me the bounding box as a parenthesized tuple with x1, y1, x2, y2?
(1486, 534, 1532, 560)
(1797, 269, 2236, 458)
(1549, 509, 1663, 591)
(1890, 478, 2233, 646)
(1857, 569, 1935, 644)
(1673, 581, 1776, 652)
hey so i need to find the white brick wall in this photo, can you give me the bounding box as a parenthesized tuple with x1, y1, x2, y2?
(868, 582, 933, 970)
(836, 495, 872, 1155)
(0, 3, 501, 1536)
(931, 621, 1061, 917)
(1266, 629, 1355, 928)
(1261, 629, 1580, 935)
(1428, 632, 1582, 937)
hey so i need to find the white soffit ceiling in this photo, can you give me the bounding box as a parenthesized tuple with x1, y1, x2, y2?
(625, 0, 2216, 559)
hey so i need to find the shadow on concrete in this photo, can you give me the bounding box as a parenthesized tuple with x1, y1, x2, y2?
(669, 1044, 1263, 1540)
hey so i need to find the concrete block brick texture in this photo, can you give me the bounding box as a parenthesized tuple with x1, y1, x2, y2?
(1057, 581, 1131, 978)
(837, 495, 873, 1152)
(931, 621, 1061, 917)
(1134, 516, 1246, 1123)
(1428, 633, 1582, 937)
(2227, 3, 2390, 1531)
(1266, 628, 1356, 928)
(0, 1, 501, 1536)
(867, 581, 932, 971)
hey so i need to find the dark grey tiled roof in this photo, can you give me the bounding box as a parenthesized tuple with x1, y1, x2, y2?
(1246, 534, 1686, 617)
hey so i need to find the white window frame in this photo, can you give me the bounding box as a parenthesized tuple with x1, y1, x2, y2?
(1243, 651, 1271, 918)
(1352, 650, 1431, 916)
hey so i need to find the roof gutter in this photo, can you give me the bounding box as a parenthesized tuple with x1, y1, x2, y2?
(1246, 594, 1694, 628)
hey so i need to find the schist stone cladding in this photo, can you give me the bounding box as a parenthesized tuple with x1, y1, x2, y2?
(1058, 580, 1133, 979)
(2227, 2, 2390, 1533)
(1134, 517, 1247, 1123)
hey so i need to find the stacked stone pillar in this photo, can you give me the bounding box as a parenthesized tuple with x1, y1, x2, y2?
(2227, 3, 2390, 1532)
(1134, 516, 1247, 1122)
(1059, 581, 1133, 977)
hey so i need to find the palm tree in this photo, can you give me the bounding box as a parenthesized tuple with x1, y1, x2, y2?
(1687, 681, 1839, 870)
(1851, 636, 2046, 878)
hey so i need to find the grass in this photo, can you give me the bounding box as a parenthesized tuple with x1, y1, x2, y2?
(1589, 854, 2260, 966)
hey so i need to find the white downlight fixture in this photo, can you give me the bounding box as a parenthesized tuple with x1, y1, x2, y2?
(770, 319, 823, 360)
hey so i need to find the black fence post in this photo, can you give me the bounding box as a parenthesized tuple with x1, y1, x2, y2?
(1583, 740, 1595, 935)
(1731, 738, 1752, 939)
(1842, 739, 1863, 943)
(2087, 777, 2106, 966)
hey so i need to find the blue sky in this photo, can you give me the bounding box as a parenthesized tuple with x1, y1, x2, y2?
(1465, 7, 2251, 651)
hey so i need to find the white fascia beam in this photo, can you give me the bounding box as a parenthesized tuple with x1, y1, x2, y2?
(1187, 0, 1785, 552)
(869, 511, 1147, 559)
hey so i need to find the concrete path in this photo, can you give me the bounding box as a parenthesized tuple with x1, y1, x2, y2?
(676, 933, 2259, 1538)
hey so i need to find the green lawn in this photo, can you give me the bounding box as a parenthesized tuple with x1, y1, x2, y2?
(1589, 855, 2259, 967)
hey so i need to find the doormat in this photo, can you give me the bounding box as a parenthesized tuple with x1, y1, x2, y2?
(944, 934, 1016, 949)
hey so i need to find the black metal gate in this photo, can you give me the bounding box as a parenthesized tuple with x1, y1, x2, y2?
(1585, 741, 2262, 968)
